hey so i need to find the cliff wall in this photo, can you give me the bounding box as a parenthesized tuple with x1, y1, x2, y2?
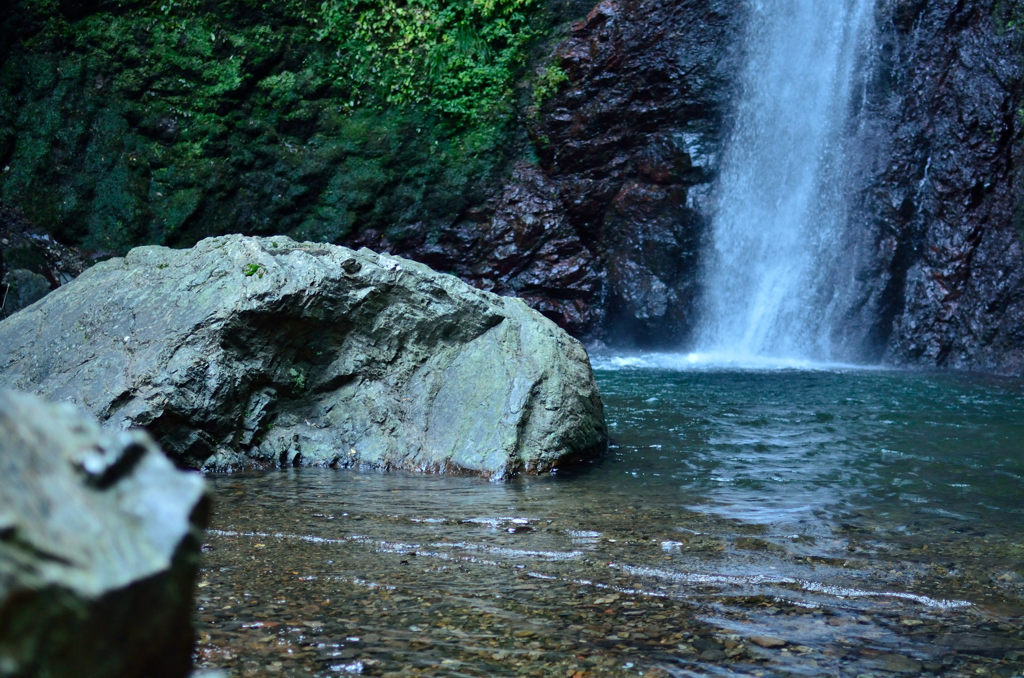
(2, 0, 1022, 371)
(851, 0, 1024, 373)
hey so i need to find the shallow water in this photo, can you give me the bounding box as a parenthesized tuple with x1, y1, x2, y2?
(195, 363, 1024, 677)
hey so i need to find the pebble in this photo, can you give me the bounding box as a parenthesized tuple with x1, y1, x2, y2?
(750, 636, 788, 648)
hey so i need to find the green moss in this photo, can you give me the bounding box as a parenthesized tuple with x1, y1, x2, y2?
(532, 62, 568, 107)
(0, 0, 570, 253)
(288, 366, 306, 391)
(993, 0, 1024, 35)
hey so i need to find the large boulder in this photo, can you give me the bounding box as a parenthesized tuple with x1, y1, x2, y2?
(0, 235, 607, 477)
(0, 389, 207, 678)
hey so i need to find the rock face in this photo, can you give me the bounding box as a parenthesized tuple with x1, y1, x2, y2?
(376, 0, 741, 346)
(369, 163, 606, 338)
(407, 0, 743, 346)
(841, 0, 1024, 373)
(0, 235, 607, 477)
(0, 389, 207, 678)
(1, 205, 87, 320)
(528, 0, 740, 345)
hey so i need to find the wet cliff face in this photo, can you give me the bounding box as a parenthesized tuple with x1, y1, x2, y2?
(845, 0, 1024, 373)
(0, 205, 86, 319)
(509, 0, 1024, 367)
(528, 0, 741, 345)
(372, 0, 741, 344)
(3, 0, 1023, 372)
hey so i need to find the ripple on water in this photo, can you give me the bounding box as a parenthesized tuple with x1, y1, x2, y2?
(194, 366, 1024, 676)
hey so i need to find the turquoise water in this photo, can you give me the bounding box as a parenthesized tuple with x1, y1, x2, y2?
(195, 364, 1024, 677)
(591, 358, 1024, 528)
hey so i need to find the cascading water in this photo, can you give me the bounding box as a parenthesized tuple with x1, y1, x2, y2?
(695, 0, 874, 362)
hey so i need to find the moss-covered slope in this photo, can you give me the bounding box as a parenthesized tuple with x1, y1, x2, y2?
(0, 0, 572, 254)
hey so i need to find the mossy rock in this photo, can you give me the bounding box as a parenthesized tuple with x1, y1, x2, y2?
(0, 0, 578, 255)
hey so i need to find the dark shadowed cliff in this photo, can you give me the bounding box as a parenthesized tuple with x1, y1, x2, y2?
(847, 0, 1024, 373)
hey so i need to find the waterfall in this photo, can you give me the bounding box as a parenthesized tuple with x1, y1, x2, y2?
(695, 0, 874, 361)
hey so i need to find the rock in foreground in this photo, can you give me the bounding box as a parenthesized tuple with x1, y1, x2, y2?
(0, 389, 207, 678)
(0, 235, 606, 477)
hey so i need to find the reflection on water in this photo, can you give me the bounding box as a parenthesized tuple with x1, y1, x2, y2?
(195, 366, 1024, 677)
(593, 357, 1024, 528)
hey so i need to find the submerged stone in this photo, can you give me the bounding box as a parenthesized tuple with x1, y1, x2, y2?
(0, 389, 207, 678)
(749, 636, 787, 649)
(866, 653, 923, 674)
(0, 235, 606, 478)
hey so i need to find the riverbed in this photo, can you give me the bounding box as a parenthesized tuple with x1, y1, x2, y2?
(194, 360, 1024, 677)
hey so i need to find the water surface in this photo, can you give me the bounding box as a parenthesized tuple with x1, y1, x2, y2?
(195, 365, 1024, 677)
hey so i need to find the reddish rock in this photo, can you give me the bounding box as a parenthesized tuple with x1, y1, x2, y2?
(354, 163, 605, 337)
(530, 0, 740, 344)
(749, 636, 788, 649)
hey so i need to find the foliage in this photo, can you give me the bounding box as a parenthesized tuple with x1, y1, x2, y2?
(531, 62, 567, 107)
(0, 0, 560, 253)
(993, 0, 1024, 37)
(994, 1, 1024, 244)
(314, 0, 541, 122)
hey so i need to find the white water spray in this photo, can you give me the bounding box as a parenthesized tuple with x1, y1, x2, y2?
(696, 0, 873, 361)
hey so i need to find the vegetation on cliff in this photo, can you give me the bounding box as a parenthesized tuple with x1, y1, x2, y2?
(0, 0, 574, 254)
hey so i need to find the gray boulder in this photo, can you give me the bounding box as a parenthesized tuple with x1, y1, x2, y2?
(0, 389, 207, 678)
(0, 235, 606, 477)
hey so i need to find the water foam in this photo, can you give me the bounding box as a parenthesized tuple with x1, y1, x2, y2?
(590, 351, 867, 372)
(206, 529, 581, 562)
(612, 563, 972, 610)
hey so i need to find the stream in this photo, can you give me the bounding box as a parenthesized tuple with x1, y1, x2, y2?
(194, 360, 1024, 677)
